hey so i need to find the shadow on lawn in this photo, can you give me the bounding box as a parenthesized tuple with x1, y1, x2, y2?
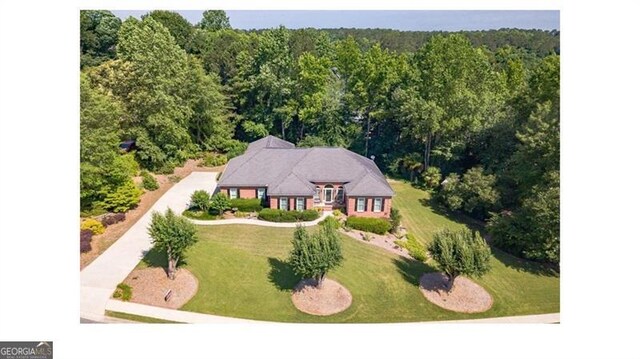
(419, 197, 486, 233)
(491, 247, 559, 277)
(267, 257, 300, 291)
(393, 257, 436, 286)
(141, 247, 189, 274)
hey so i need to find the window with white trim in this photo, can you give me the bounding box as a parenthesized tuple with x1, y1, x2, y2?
(229, 188, 238, 199)
(373, 198, 383, 212)
(257, 188, 266, 200)
(279, 197, 289, 210)
(324, 185, 334, 203)
(314, 186, 321, 203)
(296, 197, 305, 211)
(336, 187, 344, 203)
(356, 197, 366, 212)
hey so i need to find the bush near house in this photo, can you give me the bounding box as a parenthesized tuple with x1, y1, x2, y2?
(81, 218, 105, 235)
(258, 208, 320, 222)
(229, 198, 263, 212)
(345, 216, 392, 235)
(394, 233, 426, 261)
(389, 207, 401, 233)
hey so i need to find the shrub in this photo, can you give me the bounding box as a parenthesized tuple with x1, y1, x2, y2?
(80, 229, 93, 253)
(299, 209, 320, 221)
(190, 190, 212, 212)
(210, 192, 231, 214)
(229, 198, 263, 212)
(113, 283, 132, 301)
(428, 228, 492, 291)
(141, 170, 159, 191)
(438, 167, 499, 220)
(168, 175, 181, 183)
(320, 216, 340, 230)
(389, 207, 401, 233)
(81, 218, 105, 235)
(100, 213, 126, 227)
(361, 232, 372, 241)
(101, 180, 143, 213)
(258, 208, 320, 222)
(332, 209, 343, 217)
(422, 166, 442, 190)
(202, 153, 228, 167)
(401, 233, 427, 262)
(345, 216, 392, 235)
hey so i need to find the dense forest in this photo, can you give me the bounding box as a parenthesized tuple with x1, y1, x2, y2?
(80, 10, 560, 265)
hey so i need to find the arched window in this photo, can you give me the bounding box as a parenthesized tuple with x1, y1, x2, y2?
(324, 185, 334, 203)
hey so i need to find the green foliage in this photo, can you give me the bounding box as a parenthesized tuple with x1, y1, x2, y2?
(190, 190, 212, 212)
(202, 153, 228, 167)
(229, 198, 263, 212)
(210, 192, 231, 214)
(332, 209, 343, 217)
(428, 228, 492, 289)
(389, 207, 402, 233)
(147, 208, 198, 279)
(288, 222, 343, 285)
(438, 167, 499, 219)
(140, 170, 159, 191)
(144, 10, 193, 49)
(113, 283, 132, 301)
(198, 10, 231, 31)
(80, 218, 106, 235)
(258, 209, 320, 222)
(320, 215, 341, 230)
(101, 180, 143, 213)
(345, 216, 392, 235)
(395, 233, 426, 262)
(489, 171, 559, 264)
(81, 10, 122, 67)
(422, 166, 442, 190)
(168, 175, 182, 183)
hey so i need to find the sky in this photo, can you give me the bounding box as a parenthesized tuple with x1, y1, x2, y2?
(111, 10, 559, 31)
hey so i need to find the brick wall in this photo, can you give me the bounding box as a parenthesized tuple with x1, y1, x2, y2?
(345, 196, 392, 218)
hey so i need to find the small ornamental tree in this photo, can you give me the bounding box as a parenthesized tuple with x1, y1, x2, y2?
(428, 228, 491, 291)
(390, 207, 402, 233)
(289, 221, 343, 288)
(190, 190, 211, 212)
(147, 208, 197, 280)
(210, 192, 230, 215)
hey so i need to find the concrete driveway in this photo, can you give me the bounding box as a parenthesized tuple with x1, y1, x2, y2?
(80, 172, 217, 321)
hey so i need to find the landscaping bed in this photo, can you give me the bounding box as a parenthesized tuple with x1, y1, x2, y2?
(291, 279, 352, 316)
(120, 267, 198, 309)
(419, 272, 493, 313)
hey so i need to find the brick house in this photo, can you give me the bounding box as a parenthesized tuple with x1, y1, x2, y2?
(217, 136, 394, 218)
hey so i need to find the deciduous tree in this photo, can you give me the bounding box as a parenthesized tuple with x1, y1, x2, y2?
(148, 208, 198, 280)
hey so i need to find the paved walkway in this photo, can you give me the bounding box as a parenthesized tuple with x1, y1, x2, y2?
(80, 172, 218, 322)
(104, 298, 558, 324)
(188, 211, 332, 227)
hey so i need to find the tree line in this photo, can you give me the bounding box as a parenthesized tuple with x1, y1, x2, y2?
(80, 10, 559, 265)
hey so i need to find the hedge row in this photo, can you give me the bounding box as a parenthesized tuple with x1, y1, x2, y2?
(258, 208, 320, 222)
(229, 198, 263, 212)
(345, 216, 392, 235)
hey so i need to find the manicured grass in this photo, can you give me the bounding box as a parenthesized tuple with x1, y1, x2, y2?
(140, 228, 559, 323)
(104, 310, 183, 323)
(136, 179, 558, 323)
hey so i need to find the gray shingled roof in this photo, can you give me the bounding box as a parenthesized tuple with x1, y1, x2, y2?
(218, 136, 394, 197)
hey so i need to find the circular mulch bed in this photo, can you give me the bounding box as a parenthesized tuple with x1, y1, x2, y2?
(419, 272, 493, 313)
(291, 279, 352, 316)
(122, 267, 198, 309)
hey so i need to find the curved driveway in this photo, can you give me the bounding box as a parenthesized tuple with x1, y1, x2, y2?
(80, 172, 217, 322)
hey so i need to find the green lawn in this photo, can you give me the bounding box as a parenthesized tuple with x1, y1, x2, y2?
(137, 181, 559, 322)
(104, 310, 183, 324)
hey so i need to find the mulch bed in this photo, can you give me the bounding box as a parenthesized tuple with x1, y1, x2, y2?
(121, 267, 199, 309)
(291, 279, 352, 316)
(419, 272, 493, 313)
(340, 229, 411, 259)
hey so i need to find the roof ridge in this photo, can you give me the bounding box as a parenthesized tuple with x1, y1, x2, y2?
(218, 148, 263, 183)
(340, 148, 394, 194)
